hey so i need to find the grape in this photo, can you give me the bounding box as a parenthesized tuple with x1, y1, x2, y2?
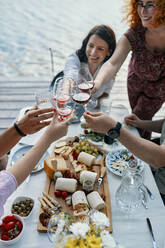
(74, 139, 99, 157)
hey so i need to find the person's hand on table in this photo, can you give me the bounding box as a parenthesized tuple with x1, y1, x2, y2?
(83, 111, 117, 133)
(17, 106, 54, 135)
(124, 113, 143, 128)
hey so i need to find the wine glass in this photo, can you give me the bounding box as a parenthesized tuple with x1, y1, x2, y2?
(52, 77, 75, 120)
(84, 80, 98, 111)
(72, 79, 91, 110)
(72, 79, 92, 123)
(47, 214, 59, 243)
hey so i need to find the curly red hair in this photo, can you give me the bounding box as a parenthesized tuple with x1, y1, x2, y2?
(123, 0, 165, 28)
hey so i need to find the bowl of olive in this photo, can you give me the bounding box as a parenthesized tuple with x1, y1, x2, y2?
(11, 196, 34, 219)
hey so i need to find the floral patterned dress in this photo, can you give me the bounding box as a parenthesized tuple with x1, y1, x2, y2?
(125, 26, 165, 139)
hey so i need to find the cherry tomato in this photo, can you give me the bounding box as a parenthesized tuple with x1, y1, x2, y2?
(61, 191, 68, 199)
(0, 223, 6, 231)
(5, 221, 15, 231)
(1, 234, 9, 241)
(84, 129, 88, 134)
(2, 215, 15, 224)
(54, 190, 62, 197)
(15, 220, 23, 231)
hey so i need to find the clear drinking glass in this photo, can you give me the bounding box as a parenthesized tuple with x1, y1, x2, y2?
(115, 167, 143, 215)
(35, 92, 53, 109)
(82, 179, 94, 193)
(100, 97, 112, 115)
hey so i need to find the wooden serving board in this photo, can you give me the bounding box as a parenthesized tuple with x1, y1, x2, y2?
(37, 139, 113, 233)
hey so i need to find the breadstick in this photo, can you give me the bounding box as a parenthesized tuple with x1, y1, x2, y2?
(42, 196, 55, 209)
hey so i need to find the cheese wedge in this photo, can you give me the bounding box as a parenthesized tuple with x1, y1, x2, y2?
(53, 155, 68, 172)
(44, 156, 68, 179)
(44, 156, 57, 179)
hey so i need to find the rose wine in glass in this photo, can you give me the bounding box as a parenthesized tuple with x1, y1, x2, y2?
(52, 77, 75, 120)
(56, 95, 73, 119)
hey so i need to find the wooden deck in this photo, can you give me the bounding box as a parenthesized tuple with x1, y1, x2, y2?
(0, 61, 165, 137)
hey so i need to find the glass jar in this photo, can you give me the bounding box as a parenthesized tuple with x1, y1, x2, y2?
(115, 167, 143, 215)
(83, 179, 94, 193)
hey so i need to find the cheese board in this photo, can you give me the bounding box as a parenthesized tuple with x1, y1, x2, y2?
(37, 136, 113, 233)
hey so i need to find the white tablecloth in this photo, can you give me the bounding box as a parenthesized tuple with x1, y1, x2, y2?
(2, 105, 165, 248)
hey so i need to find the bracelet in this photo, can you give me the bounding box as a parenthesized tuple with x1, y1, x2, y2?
(14, 122, 26, 137)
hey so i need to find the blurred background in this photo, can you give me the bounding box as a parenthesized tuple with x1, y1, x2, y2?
(0, 0, 128, 80)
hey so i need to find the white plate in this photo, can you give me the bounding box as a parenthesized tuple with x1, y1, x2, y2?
(106, 149, 144, 176)
(11, 145, 49, 173)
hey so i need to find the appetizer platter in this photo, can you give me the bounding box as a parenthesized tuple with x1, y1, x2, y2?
(37, 136, 113, 233)
(106, 149, 144, 176)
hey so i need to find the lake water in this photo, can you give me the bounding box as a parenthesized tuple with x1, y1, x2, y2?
(0, 0, 128, 80)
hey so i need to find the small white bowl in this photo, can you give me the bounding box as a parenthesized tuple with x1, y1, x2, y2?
(11, 196, 34, 219)
(0, 214, 24, 246)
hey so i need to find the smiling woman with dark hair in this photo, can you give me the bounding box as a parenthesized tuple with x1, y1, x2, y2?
(64, 25, 116, 100)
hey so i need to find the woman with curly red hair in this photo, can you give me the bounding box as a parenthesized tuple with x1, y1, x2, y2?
(92, 0, 165, 140)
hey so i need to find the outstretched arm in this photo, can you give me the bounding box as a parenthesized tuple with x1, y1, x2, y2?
(83, 112, 165, 168)
(93, 35, 131, 93)
(0, 107, 54, 157)
(8, 112, 70, 185)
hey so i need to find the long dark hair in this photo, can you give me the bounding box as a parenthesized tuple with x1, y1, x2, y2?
(77, 25, 116, 63)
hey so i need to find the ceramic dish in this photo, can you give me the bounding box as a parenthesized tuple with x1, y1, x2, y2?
(106, 149, 144, 176)
(11, 145, 49, 173)
(0, 214, 24, 245)
(11, 196, 34, 219)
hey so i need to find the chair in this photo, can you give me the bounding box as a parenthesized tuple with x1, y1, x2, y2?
(49, 70, 64, 92)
